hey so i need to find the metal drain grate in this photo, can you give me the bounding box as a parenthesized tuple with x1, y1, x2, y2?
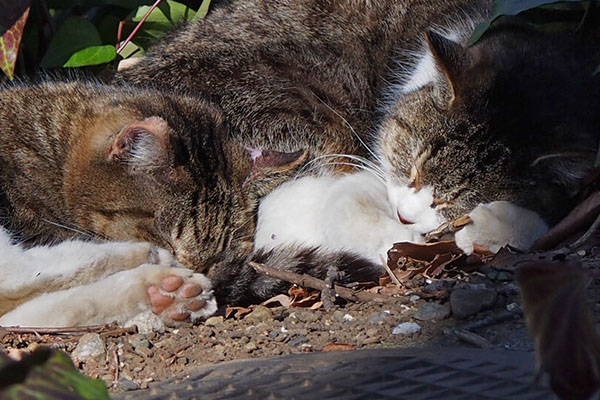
(115, 348, 554, 400)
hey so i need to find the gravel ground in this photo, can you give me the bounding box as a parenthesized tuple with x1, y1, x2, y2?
(1, 235, 598, 395)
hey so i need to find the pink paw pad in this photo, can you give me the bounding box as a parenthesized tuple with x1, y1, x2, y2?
(147, 275, 207, 322)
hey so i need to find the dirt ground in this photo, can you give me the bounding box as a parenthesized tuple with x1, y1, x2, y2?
(1, 233, 598, 395)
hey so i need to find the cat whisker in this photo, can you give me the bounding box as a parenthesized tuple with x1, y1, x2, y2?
(308, 91, 379, 160)
(39, 218, 100, 241)
(306, 153, 387, 182)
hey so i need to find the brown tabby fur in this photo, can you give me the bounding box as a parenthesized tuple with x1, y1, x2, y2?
(117, 0, 489, 158)
(0, 81, 269, 269)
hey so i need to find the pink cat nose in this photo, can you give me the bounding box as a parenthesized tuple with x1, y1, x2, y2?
(397, 211, 414, 225)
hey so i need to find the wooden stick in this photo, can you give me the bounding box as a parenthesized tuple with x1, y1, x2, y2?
(0, 323, 135, 336)
(425, 215, 472, 243)
(380, 254, 401, 287)
(568, 211, 600, 250)
(248, 262, 400, 304)
(322, 266, 339, 311)
(454, 330, 490, 348)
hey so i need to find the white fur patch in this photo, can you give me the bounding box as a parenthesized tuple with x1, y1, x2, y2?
(454, 201, 548, 254)
(255, 171, 429, 264)
(386, 184, 445, 234)
(380, 13, 483, 110)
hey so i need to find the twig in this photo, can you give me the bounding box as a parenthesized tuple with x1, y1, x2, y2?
(116, 0, 163, 54)
(449, 308, 522, 333)
(322, 266, 339, 311)
(425, 215, 472, 242)
(380, 254, 401, 287)
(113, 349, 120, 382)
(0, 323, 134, 336)
(454, 330, 490, 348)
(248, 262, 401, 304)
(568, 212, 600, 250)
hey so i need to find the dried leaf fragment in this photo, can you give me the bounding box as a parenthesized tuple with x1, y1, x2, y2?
(0, 6, 30, 80)
(321, 343, 356, 352)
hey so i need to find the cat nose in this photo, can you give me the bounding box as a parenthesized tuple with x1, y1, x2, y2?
(397, 211, 415, 225)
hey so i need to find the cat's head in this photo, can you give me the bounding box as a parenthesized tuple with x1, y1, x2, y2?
(66, 89, 307, 271)
(378, 21, 599, 226)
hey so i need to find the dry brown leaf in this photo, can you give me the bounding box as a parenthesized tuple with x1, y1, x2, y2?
(534, 191, 600, 250)
(379, 275, 392, 286)
(388, 241, 461, 262)
(225, 306, 252, 320)
(425, 215, 473, 242)
(321, 343, 356, 352)
(288, 286, 309, 300)
(261, 294, 292, 308)
(387, 241, 481, 281)
(516, 261, 600, 400)
(290, 291, 321, 308)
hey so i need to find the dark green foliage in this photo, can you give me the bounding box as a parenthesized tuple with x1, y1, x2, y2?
(0, 0, 211, 79)
(469, 0, 588, 45)
(0, 348, 109, 400)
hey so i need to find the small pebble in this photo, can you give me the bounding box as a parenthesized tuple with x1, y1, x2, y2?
(365, 328, 379, 337)
(392, 322, 421, 335)
(246, 306, 273, 323)
(577, 250, 586, 257)
(244, 342, 258, 352)
(409, 295, 420, 303)
(450, 288, 497, 319)
(343, 314, 354, 322)
(205, 316, 225, 327)
(413, 302, 451, 321)
(125, 311, 165, 334)
(72, 333, 106, 361)
(118, 378, 139, 391)
(506, 302, 519, 311)
(129, 334, 150, 349)
(288, 335, 309, 347)
(367, 311, 392, 324)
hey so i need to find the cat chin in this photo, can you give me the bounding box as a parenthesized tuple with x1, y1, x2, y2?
(385, 183, 445, 234)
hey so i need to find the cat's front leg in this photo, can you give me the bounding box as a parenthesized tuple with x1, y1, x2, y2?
(454, 201, 548, 254)
(0, 235, 176, 315)
(0, 264, 216, 327)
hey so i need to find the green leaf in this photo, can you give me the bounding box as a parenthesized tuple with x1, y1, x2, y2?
(132, 1, 196, 25)
(46, 0, 153, 9)
(192, 0, 212, 21)
(118, 40, 143, 58)
(41, 17, 104, 67)
(63, 45, 117, 67)
(468, 0, 583, 46)
(0, 348, 109, 400)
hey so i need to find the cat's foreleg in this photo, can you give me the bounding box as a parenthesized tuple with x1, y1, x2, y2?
(0, 228, 177, 315)
(454, 201, 548, 254)
(0, 263, 216, 327)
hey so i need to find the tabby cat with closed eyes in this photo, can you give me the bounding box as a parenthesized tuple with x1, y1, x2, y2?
(1, 0, 598, 327)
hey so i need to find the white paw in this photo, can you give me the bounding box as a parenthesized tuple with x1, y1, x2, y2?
(143, 266, 217, 324)
(454, 201, 548, 254)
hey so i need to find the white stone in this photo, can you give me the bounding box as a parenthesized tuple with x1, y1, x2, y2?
(392, 322, 421, 335)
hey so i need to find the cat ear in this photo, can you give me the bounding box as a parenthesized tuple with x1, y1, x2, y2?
(243, 147, 308, 192)
(425, 31, 465, 105)
(247, 148, 308, 172)
(108, 116, 172, 172)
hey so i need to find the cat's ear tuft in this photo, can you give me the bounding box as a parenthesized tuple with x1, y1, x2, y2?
(425, 31, 465, 105)
(108, 116, 172, 171)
